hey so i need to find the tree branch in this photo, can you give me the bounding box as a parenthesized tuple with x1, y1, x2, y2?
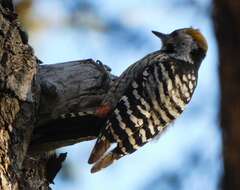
(38, 59, 113, 125)
(29, 59, 117, 154)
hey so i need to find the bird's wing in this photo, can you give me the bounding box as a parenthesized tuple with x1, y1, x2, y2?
(100, 51, 163, 109)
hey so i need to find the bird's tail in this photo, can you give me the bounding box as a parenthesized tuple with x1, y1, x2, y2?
(89, 134, 125, 173)
(90, 151, 121, 173)
(88, 135, 111, 164)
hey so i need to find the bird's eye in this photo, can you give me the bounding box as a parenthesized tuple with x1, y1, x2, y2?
(181, 42, 186, 46)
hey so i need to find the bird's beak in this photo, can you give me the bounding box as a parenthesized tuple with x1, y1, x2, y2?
(152, 31, 169, 42)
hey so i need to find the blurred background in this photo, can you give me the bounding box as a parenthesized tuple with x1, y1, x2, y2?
(14, 0, 223, 190)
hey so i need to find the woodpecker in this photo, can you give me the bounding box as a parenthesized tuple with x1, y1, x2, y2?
(87, 28, 208, 173)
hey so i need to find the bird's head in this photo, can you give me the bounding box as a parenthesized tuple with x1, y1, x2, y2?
(152, 28, 208, 67)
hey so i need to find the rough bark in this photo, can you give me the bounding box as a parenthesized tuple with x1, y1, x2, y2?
(0, 1, 115, 189)
(213, 0, 240, 189)
(0, 0, 39, 189)
(29, 60, 114, 154)
(38, 60, 112, 125)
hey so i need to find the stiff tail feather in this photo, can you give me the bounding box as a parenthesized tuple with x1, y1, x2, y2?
(88, 136, 111, 164)
(90, 151, 120, 173)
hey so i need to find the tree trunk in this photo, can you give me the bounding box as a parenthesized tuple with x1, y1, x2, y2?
(213, 0, 240, 189)
(0, 0, 39, 189)
(0, 1, 114, 189)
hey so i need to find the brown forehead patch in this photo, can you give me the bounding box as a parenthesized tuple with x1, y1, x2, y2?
(185, 28, 208, 52)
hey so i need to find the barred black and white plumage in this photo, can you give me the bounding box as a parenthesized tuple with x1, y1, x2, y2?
(88, 27, 208, 173)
